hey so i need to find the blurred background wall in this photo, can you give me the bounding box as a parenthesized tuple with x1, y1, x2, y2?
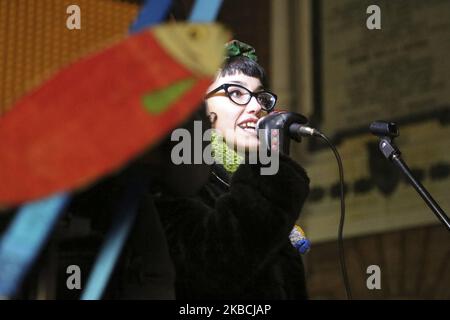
(1, 0, 449, 299)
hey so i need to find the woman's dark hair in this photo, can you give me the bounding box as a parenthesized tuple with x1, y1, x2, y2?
(219, 56, 268, 87)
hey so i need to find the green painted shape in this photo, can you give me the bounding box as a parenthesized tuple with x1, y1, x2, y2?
(141, 78, 196, 114)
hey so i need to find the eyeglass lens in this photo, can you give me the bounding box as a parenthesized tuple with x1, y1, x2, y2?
(226, 85, 275, 110)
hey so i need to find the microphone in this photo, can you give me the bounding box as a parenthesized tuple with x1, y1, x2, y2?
(256, 111, 319, 154)
(369, 120, 399, 138)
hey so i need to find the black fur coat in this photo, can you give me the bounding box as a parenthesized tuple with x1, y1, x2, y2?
(4, 155, 309, 299)
(154, 155, 310, 299)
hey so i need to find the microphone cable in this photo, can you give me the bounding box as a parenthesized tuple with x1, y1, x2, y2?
(258, 112, 353, 298)
(315, 131, 352, 300)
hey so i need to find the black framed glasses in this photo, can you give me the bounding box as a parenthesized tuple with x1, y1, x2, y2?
(205, 83, 277, 112)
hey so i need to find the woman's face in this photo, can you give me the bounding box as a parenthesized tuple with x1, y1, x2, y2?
(206, 72, 267, 152)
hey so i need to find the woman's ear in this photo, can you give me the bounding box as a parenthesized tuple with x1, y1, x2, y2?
(205, 88, 219, 126)
(208, 112, 217, 125)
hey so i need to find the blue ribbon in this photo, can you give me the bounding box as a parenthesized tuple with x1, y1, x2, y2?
(0, 193, 70, 298)
(80, 174, 146, 300)
(129, 0, 173, 34)
(189, 0, 223, 22)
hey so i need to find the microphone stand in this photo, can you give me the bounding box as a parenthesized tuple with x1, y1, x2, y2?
(377, 136, 450, 232)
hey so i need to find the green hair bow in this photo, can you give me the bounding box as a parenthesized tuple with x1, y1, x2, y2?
(225, 40, 258, 62)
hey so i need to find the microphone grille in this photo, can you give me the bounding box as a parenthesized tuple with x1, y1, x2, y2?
(369, 121, 399, 138)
